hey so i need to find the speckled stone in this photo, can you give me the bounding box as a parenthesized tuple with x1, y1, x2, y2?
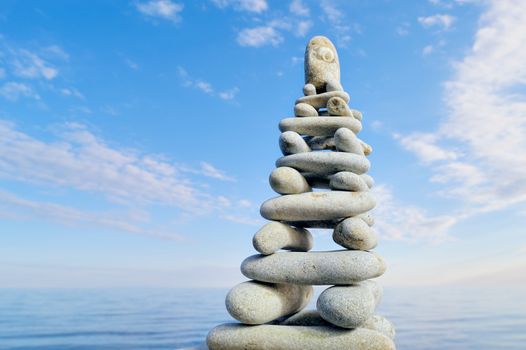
(226, 281, 312, 325)
(281, 311, 395, 339)
(280, 116, 361, 136)
(317, 281, 382, 329)
(357, 212, 375, 226)
(334, 127, 364, 155)
(241, 250, 386, 285)
(253, 221, 312, 255)
(269, 167, 311, 194)
(333, 216, 378, 250)
(330, 171, 369, 192)
(303, 83, 316, 96)
(360, 139, 373, 155)
(360, 173, 375, 188)
(276, 152, 370, 176)
(351, 109, 363, 121)
(304, 36, 340, 92)
(260, 191, 375, 222)
(207, 323, 395, 350)
(295, 91, 350, 109)
(294, 102, 319, 117)
(327, 96, 352, 116)
(306, 136, 336, 150)
(279, 131, 311, 155)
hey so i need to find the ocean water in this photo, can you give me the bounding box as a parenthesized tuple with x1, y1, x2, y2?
(0, 287, 525, 350)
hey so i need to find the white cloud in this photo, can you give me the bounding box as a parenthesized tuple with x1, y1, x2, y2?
(136, 0, 184, 22)
(295, 20, 312, 37)
(422, 44, 434, 55)
(211, 0, 268, 13)
(177, 66, 239, 100)
(60, 87, 84, 99)
(0, 82, 40, 101)
(199, 162, 235, 181)
(195, 80, 214, 94)
(396, 22, 410, 36)
(237, 26, 283, 47)
(10, 49, 58, 80)
(218, 87, 239, 100)
(289, 0, 310, 16)
(397, 0, 526, 226)
(418, 14, 456, 30)
(0, 120, 234, 211)
(320, 0, 353, 46)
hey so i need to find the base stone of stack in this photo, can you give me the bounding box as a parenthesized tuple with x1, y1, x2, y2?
(241, 250, 386, 285)
(207, 323, 395, 350)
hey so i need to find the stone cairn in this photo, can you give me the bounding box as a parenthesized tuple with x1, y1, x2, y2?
(206, 36, 396, 350)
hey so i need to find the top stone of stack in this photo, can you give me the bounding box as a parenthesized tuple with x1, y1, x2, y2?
(305, 36, 341, 93)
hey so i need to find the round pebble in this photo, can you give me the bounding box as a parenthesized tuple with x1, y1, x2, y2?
(294, 102, 318, 117)
(279, 131, 311, 155)
(270, 167, 311, 194)
(330, 171, 369, 191)
(334, 127, 364, 154)
(327, 96, 352, 116)
(253, 221, 312, 255)
(333, 216, 378, 250)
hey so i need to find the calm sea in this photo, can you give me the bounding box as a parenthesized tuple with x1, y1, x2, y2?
(0, 287, 524, 350)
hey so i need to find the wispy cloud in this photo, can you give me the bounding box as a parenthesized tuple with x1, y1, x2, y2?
(289, 0, 310, 17)
(211, 0, 268, 13)
(0, 82, 40, 101)
(396, 0, 526, 233)
(237, 26, 283, 47)
(136, 0, 184, 23)
(177, 66, 239, 100)
(319, 0, 354, 47)
(418, 14, 456, 30)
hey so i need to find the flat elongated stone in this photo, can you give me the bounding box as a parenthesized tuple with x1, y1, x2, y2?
(279, 131, 311, 155)
(296, 91, 349, 109)
(276, 152, 370, 176)
(281, 311, 395, 339)
(280, 116, 361, 136)
(260, 191, 375, 222)
(207, 323, 395, 350)
(335, 127, 364, 155)
(333, 217, 378, 250)
(226, 281, 312, 325)
(294, 102, 318, 117)
(330, 171, 369, 191)
(270, 167, 311, 194)
(327, 96, 352, 116)
(253, 222, 312, 255)
(317, 282, 382, 329)
(241, 250, 386, 285)
(304, 36, 341, 92)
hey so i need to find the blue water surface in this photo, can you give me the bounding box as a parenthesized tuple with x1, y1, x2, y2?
(0, 287, 524, 350)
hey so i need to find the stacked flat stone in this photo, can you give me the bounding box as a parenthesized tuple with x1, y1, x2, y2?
(207, 36, 396, 350)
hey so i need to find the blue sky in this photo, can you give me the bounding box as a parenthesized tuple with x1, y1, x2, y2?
(1, 0, 525, 288)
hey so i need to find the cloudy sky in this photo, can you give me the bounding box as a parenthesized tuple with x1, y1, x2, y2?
(1, 0, 525, 288)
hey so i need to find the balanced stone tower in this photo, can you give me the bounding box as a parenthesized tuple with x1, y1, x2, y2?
(207, 36, 396, 350)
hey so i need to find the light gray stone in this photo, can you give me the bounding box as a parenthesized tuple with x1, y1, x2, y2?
(207, 323, 395, 350)
(276, 152, 369, 176)
(361, 173, 375, 188)
(317, 281, 381, 329)
(360, 139, 373, 156)
(269, 167, 311, 194)
(253, 221, 313, 255)
(295, 91, 350, 109)
(333, 216, 378, 250)
(226, 281, 312, 325)
(304, 36, 340, 93)
(279, 131, 311, 155)
(281, 311, 395, 339)
(280, 116, 362, 136)
(260, 191, 375, 222)
(351, 109, 363, 121)
(303, 83, 316, 96)
(306, 136, 335, 150)
(362, 315, 396, 340)
(326, 80, 344, 92)
(327, 96, 352, 116)
(294, 102, 318, 117)
(357, 212, 375, 226)
(335, 127, 364, 155)
(330, 171, 369, 192)
(241, 250, 386, 285)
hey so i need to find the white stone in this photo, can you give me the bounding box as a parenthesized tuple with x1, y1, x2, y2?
(333, 216, 378, 250)
(207, 324, 395, 350)
(280, 116, 362, 136)
(351, 109, 363, 121)
(294, 102, 318, 117)
(279, 131, 311, 155)
(260, 191, 375, 222)
(303, 83, 316, 96)
(226, 281, 312, 325)
(241, 250, 386, 285)
(330, 171, 369, 192)
(276, 152, 370, 176)
(304, 36, 341, 92)
(269, 167, 311, 194)
(253, 221, 312, 255)
(295, 91, 350, 109)
(327, 96, 352, 116)
(334, 127, 364, 155)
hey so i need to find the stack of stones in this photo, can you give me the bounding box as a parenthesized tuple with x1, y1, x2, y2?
(206, 36, 396, 350)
